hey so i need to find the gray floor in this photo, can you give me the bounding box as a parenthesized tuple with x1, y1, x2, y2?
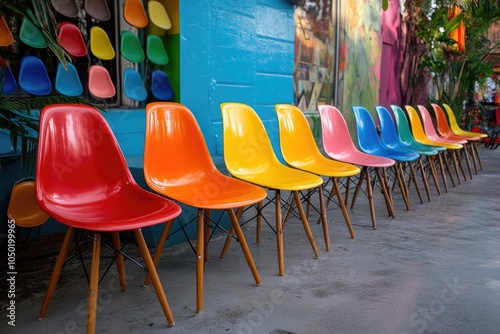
(3, 148, 500, 334)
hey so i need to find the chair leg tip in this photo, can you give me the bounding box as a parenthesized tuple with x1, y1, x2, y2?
(168, 322, 175, 327)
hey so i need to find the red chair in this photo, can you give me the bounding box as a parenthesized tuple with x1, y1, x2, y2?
(36, 104, 182, 332)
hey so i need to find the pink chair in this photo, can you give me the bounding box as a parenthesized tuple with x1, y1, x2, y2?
(88, 65, 115, 99)
(318, 105, 396, 229)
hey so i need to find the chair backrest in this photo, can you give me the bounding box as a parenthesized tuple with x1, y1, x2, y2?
(123, 68, 147, 101)
(88, 65, 115, 99)
(144, 102, 217, 192)
(220, 102, 283, 179)
(85, 0, 111, 21)
(121, 31, 145, 63)
(90, 26, 115, 60)
(275, 104, 324, 167)
(0, 16, 14, 46)
(351, 106, 385, 154)
(148, 0, 172, 30)
(36, 104, 135, 214)
(8, 178, 49, 228)
(51, 0, 79, 18)
(317, 104, 360, 160)
(374, 105, 402, 149)
(151, 70, 174, 100)
(20, 15, 47, 49)
(431, 103, 454, 136)
(416, 105, 442, 139)
(404, 105, 430, 142)
(19, 55, 52, 96)
(55, 62, 83, 97)
(0, 57, 17, 94)
(124, 0, 148, 28)
(58, 22, 87, 57)
(147, 35, 169, 65)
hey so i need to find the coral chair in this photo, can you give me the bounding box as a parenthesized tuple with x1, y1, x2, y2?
(417, 105, 467, 185)
(36, 104, 182, 333)
(405, 105, 461, 193)
(376, 105, 438, 202)
(274, 104, 360, 243)
(124, 0, 148, 28)
(58, 22, 87, 57)
(352, 106, 420, 211)
(88, 64, 115, 99)
(144, 102, 266, 313)
(220, 102, 324, 276)
(55, 62, 83, 97)
(318, 105, 395, 229)
(390, 105, 443, 197)
(18, 55, 52, 96)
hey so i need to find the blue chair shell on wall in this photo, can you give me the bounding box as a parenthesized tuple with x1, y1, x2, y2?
(151, 70, 174, 101)
(123, 68, 147, 101)
(55, 62, 83, 97)
(19, 55, 52, 96)
(0, 57, 17, 94)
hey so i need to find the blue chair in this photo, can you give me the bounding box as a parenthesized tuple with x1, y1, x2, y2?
(390, 105, 445, 196)
(55, 62, 83, 97)
(352, 106, 420, 210)
(151, 70, 174, 100)
(18, 55, 52, 96)
(0, 57, 17, 94)
(376, 105, 436, 202)
(123, 68, 147, 101)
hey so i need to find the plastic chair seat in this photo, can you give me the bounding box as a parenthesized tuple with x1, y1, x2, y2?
(88, 65, 115, 99)
(415, 105, 464, 148)
(124, 0, 148, 28)
(145, 102, 265, 313)
(0, 57, 17, 94)
(147, 34, 169, 65)
(443, 103, 488, 139)
(20, 15, 47, 48)
(0, 16, 14, 46)
(123, 68, 147, 101)
(19, 55, 52, 96)
(148, 0, 172, 30)
(36, 104, 182, 332)
(8, 179, 49, 228)
(51, 0, 79, 17)
(55, 62, 83, 96)
(58, 22, 87, 57)
(121, 31, 145, 63)
(90, 26, 115, 60)
(151, 70, 174, 100)
(85, 0, 111, 21)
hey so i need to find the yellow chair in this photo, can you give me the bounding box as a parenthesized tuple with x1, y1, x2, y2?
(274, 104, 360, 243)
(405, 105, 462, 193)
(443, 103, 487, 171)
(220, 102, 324, 276)
(148, 0, 172, 30)
(8, 178, 49, 228)
(90, 26, 115, 60)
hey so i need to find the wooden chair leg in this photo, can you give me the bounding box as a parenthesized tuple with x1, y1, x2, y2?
(333, 178, 355, 238)
(134, 229, 175, 326)
(350, 167, 366, 209)
(293, 190, 319, 259)
(394, 163, 410, 211)
(227, 208, 261, 285)
(472, 141, 483, 171)
(143, 220, 174, 286)
(427, 156, 441, 195)
(39, 227, 75, 319)
(344, 176, 351, 207)
(317, 185, 331, 250)
(418, 157, 431, 202)
(275, 190, 285, 276)
(438, 152, 450, 192)
(203, 209, 211, 263)
(463, 144, 473, 180)
(256, 200, 263, 243)
(111, 232, 126, 292)
(87, 233, 101, 334)
(195, 209, 204, 313)
(409, 162, 424, 204)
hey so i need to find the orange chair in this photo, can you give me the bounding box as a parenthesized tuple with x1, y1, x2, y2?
(220, 102, 324, 276)
(275, 104, 360, 242)
(8, 178, 49, 230)
(318, 105, 396, 229)
(124, 0, 148, 28)
(144, 102, 266, 313)
(36, 104, 182, 332)
(431, 103, 475, 178)
(0, 16, 14, 46)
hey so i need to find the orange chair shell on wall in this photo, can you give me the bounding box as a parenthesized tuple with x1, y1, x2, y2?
(124, 0, 148, 28)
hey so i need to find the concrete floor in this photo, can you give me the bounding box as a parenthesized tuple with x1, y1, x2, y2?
(3, 147, 500, 334)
